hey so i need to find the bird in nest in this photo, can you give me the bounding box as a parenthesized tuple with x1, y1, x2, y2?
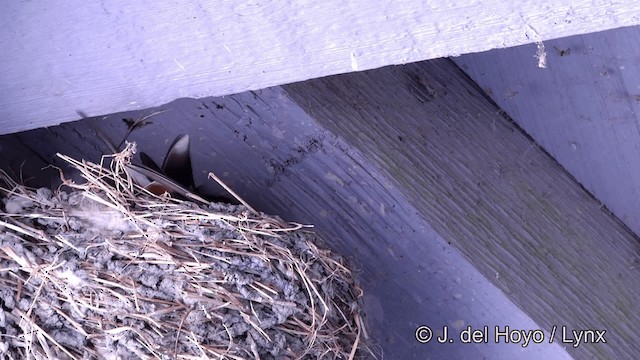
(96, 119, 238, 206)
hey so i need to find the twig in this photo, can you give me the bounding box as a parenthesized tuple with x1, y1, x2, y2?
(207, 172, 257, 214)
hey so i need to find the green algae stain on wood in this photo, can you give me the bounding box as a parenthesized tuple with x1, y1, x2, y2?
(284, 59, 640, 359)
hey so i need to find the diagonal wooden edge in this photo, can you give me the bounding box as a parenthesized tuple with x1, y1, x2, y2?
(283, 59, 640, 359)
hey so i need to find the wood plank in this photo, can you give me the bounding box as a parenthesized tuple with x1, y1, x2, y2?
(2, 1, 640, 135)
(454, 25, 640, 239)
(2, 92, 570, 358)
(283, 59, 640, 359)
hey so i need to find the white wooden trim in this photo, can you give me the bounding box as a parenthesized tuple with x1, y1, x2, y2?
(2, 1, 640, 134)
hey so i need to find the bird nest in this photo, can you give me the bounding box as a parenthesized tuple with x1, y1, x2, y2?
(0, 145, 372, 359)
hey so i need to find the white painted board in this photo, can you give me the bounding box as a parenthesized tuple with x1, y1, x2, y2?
(2, 1, 640, 134)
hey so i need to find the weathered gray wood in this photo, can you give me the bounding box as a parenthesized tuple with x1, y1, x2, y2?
(454, 25, 640, 239)
(2, 1, 640, 135)
(0, 135, 56, 187)
(283, 59, 640, 359)
(2, 93, 569, 357)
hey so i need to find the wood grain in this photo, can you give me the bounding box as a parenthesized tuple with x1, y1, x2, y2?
(2, 1, 640, 135)
(284, 59, 640, 359)
(3, 86, 570, 358)
(455, 25, 640, 241)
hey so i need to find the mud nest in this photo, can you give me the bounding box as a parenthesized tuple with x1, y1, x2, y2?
(0, 145, 372, 359)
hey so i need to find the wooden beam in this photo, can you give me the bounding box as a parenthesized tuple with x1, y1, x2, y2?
(283, 59, 640, 359)
(454, 25, 640, 238)
(2, 81, 570, 358)
(2, 1, 640, 135)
